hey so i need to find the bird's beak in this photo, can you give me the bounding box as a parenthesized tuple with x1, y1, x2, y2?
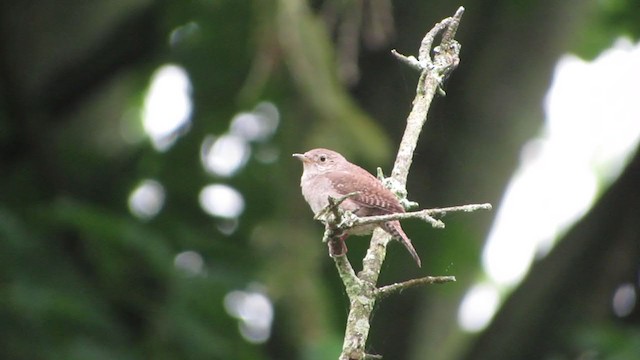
(292, 153, 308, 163)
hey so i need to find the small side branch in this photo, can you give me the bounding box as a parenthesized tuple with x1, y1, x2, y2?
(315, 194, 491, 234)
(391, 6, 464, 73)
(377, 276, 457, 299)
(348, 202, 492, 229)
(425, 203, 493, 215)
(391, 49, 422, 70)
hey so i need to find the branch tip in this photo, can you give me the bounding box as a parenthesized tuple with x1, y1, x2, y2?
(391, 49, 423, 70)
(364, 354, 383, 360)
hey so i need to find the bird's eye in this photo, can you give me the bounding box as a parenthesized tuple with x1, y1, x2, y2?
(319, 155, 327, 162)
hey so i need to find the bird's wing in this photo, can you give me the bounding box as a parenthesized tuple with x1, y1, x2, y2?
(325, 170, 404, 215)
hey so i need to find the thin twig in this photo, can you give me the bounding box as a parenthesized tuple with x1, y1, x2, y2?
(377, 276, 457, 299)
(442, 7, 464, 44)
(364, 354, 383, 360)
(425, 203, 493, 215)
(346, 202, 492, 230)
(418, 17, 453, 65)
(390, 49, 422, 70)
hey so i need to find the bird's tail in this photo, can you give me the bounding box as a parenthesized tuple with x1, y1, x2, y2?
(384, 221, 422, 267)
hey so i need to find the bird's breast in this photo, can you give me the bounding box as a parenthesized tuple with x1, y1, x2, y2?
(300, 174, 340, 215)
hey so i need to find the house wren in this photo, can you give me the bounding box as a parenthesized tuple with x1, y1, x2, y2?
(293, 148, 422, 267)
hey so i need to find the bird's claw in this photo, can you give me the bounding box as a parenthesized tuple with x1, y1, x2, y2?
(338, 211, 358, 229)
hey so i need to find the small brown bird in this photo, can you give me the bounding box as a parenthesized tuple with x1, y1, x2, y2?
(293, 148, 422, 267)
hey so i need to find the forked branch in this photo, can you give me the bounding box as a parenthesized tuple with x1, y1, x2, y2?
(325, 7, 482, 360)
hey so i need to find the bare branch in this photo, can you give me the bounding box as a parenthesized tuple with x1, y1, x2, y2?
(390, 49, 422, 70)
(335, 7, 475, 360)
(364, 354, 383, 360)
(391, 6, 465, 185)
(332, 254, 362, 292)
(425, 203, 493, 215)
(323, 202, 493, 237)
(377, 276, 457, 299)
(442, 6, 464, 43)
(347, 203, 492, 230)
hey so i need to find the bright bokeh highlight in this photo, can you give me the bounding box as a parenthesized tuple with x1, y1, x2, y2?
(460, 38, 640, 332)
(224, 285, 274, 344)
(142, 64, 192, 151)
(128, 179, 165, 220)
(201, 134, 250, 177)
(201, 101, 280, 177)
(174, 250, 205, 277)
(458, 283, 500, 332)
(612, 283, 636, 318)
(199, 184, 245, 219)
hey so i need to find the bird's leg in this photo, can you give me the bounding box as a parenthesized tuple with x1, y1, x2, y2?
(327, 235, 348, 257)
(323, 223, 349, 256)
